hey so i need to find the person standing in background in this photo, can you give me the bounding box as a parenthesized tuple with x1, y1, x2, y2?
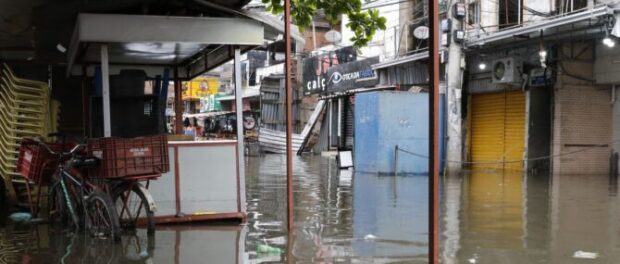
(183, 117, 196, 138)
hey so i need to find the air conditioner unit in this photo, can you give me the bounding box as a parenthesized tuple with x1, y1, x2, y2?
(491, 57, 522, 84)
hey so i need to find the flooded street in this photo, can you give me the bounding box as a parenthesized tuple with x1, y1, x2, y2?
(1, 155, 620, 263)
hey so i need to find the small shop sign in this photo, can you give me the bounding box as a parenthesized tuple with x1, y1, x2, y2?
(302, 46, 357, 95)
(324, 57, 380, 93)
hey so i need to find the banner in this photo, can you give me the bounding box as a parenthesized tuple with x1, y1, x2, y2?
(182, 77, 219, 100)
(199, 94, 223, 112)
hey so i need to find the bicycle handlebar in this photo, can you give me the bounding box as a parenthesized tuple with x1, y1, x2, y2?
(34, 137, 85, 158)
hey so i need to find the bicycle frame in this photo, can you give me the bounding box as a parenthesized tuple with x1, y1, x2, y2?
(54, 155, 108, 229)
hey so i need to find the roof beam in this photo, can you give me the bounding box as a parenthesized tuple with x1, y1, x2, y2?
(75, 13, 264, 45)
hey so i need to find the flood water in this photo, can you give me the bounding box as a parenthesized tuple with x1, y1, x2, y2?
(1, 155, 619, 263)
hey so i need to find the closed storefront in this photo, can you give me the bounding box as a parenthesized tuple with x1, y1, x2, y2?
(553, 43, 612, 175)
(470, 90, 526, 171)
(552, 84, 611, 174)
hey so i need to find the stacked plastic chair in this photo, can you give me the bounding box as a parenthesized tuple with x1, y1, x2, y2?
(0, 63, 51, 204)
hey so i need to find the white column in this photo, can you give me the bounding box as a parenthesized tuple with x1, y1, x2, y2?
(234, 48, 246, 212)
(101, 45, 111, 137)
(446, 9, 464, 173)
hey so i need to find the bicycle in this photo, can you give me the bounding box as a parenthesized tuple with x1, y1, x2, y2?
(40, 139, 121, 242)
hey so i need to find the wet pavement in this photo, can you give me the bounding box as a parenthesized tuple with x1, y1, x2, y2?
(1, 155, 620, 263)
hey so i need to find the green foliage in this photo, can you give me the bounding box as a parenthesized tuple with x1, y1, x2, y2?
(261, 0, 387, 48)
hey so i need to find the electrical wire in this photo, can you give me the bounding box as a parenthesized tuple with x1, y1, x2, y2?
(362, 0, 411, 10)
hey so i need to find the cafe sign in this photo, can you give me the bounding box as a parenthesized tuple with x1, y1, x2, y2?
(302, 46, 357, 95)
(324, 57, 380, 93)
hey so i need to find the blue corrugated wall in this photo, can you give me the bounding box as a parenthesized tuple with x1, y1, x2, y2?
(354, 91, 445, 174)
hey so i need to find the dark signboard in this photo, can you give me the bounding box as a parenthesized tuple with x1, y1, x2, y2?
(324, 57, 380, 93)
(302, 46, 357, 95)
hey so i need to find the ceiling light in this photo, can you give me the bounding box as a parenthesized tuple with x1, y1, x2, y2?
(603, 37, 616, 47)
(56, 43, 66, 53)
(478, 62, 487, 70)
(539, 50, 547, 58)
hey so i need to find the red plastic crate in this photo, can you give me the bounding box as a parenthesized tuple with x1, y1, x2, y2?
(16, 139, 68, 185)
(87, 135, 169, 178)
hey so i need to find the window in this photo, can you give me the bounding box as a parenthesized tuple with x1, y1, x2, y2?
(468, 2, 481, 26)
(498, 0, 519, 29)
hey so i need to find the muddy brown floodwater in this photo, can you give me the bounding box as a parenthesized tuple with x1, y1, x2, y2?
(1, 155, 619, 263)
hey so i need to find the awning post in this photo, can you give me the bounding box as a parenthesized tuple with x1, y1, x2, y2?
(284, 0, 294, 234)
(429, 0, 440, 262)
(174, 67, 183, 135)
(234, 48, 246, 213)
(101, 45, 111, 137)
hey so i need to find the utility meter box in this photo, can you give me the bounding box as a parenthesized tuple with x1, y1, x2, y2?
(491, 57, 522, 84)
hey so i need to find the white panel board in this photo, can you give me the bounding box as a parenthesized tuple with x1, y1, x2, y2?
(148, 147, 177, 216)
(177, 144, 238, 214)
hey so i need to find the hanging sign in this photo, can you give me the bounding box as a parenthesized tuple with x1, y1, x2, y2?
(325, 57, 380, 93)
(302, 46, 357, 95)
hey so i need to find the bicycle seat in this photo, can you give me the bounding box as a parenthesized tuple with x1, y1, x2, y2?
(73, 157, 99, 169)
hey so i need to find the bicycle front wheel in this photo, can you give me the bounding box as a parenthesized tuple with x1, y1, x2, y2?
(85, 191, 121, 242)
(113, 183, 156, 235)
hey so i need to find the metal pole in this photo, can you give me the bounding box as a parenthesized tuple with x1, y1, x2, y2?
(174, 67, 183, 135)
(428, 0, 440, 261)
(82, 64, 88, 137)
(284, 0, 294, 233)
(394, 145, 399, 176)
(234, 48, 247, 213)
(101, 45, 111, 137)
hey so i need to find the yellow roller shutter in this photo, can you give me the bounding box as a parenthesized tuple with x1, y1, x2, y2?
(503, 91, 525, 171)
(470, 90, 525, 171)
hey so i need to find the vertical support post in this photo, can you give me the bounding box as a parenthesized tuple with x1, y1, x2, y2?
(394, 145, 399, 176)
(284, 0, 294, 233)
(429, 0, 440, 262)
(174, 67, 183, 135)
(82, 64, 89, 137)
(234, 48, 247, 213)
(101, 45, 111, 137)
(447, 0, 464, 172)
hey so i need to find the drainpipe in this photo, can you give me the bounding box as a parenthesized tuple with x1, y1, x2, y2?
(611, 84, 616, 105)
(312, 21, 317, 51)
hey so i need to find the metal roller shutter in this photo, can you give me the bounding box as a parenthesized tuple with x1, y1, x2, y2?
(503, 91, 526, 171)
(345, 96, 354, 148)
(470, 90, 525, 171)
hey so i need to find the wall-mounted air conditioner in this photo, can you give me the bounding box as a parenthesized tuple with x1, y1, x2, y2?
(491, 57, 522, 84)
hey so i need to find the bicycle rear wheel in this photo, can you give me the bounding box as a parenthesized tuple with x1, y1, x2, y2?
(85, 191, 121, 242)
(112, 183, 156, 235)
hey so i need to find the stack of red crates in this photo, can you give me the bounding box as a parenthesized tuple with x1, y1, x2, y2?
(87, 135, 169, 178)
